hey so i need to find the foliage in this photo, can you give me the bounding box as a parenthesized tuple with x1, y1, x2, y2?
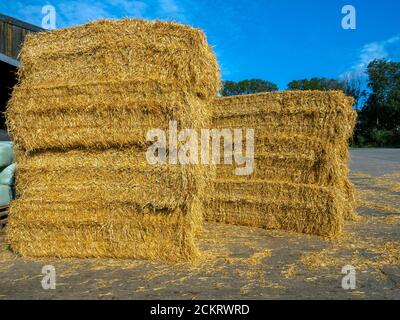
(356, 59, 400, 147)
(222, 59, 400, 148)
(287, 77, 345, 91)
(221, 79, 278, 96)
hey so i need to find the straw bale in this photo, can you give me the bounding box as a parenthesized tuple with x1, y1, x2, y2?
(6, 18, 220, 260)
(6, 19, 220, 151)
(212, 91, 355, 141)
(204, 196, 342, 237)
(205, 90, 356, 237)
(16, 19, 220, 99)
(8, 145, 208, 259)
(216, 134, 349, 185)
(7, 200, 199, 260)
(204, 181, 346, 237)
(14, 147, 211, 202)
(7, 95, 211, 152)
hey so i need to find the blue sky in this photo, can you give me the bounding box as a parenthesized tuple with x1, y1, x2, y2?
(1, 0, 399, 89)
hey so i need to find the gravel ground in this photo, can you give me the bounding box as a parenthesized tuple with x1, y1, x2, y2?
(0, 149, 399, 300)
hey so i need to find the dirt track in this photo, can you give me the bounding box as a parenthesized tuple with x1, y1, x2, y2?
(0, 148, 399, 299)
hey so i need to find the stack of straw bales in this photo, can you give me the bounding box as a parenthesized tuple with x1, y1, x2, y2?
(6, 19, 220, 260)
(204, 91, 356, 237)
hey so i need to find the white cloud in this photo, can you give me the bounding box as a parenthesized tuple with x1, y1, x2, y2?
(56, 0, 149, 26)
(4, 0, 191, 27)
(159, 0, 179, 14)
(157, 0, 188, 22)
(4, 3, 44, 26)
(355, 42, 388, 71)
(387, 35, 400, 44)
(343, 34, 400, 78)
(57, 1, 113, 26)
(6, 0, 149, 28)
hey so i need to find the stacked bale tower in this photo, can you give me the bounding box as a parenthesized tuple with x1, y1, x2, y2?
(6, 19, 220, 260)
(205, 91, 356, 237)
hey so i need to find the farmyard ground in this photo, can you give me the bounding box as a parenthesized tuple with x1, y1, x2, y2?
(0, 148, 399, 299)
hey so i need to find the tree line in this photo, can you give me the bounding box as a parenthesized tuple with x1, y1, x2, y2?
(221, 59, 400, 147)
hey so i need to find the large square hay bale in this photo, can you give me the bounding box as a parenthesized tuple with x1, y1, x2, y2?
(7, 19, 220, 152)
(6, 19, 220, 261)
(205, 91, 356, 237)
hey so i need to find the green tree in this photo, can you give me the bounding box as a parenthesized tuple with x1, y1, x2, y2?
(287, 76, 364, 108)
(362, 59, 400, 128)
(358, 59, 400, 146)
(221, 79, 278, 96)
(287, 77, 346, 91)
(342, 76, 365, 110)
(287, 77, 367, 146)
